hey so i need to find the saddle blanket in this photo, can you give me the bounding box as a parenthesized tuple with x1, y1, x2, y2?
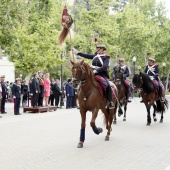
(95, 75, 117, 97)
(152, 80, 165, 95)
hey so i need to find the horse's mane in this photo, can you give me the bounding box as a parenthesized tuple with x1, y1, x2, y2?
(133, 72, 155, 93)
(83, 62, 98, 87)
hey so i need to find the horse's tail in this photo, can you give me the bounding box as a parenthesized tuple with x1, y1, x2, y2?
(58, 27, 70, 46)
(156, 98, 169, 113)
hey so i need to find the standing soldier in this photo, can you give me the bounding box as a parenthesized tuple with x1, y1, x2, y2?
(12, 78, 22, 115)
(0, 75, 7, 114)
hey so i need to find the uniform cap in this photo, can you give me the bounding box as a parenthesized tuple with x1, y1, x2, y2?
(148, 57, 155, 62)
(96, 44, 106, 51)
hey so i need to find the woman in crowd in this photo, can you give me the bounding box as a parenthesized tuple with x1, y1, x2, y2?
(44, 73, 51, 106)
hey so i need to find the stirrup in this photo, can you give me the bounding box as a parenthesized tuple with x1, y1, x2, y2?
(108, 102, 115, 109)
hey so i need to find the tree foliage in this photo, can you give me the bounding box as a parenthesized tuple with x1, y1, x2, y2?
(0, 0, 170, 79)
(73, 0, 170, 76)
(0, 0, 64, 75)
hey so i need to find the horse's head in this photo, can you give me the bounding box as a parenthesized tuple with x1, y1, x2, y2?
(132, 73, 143, 90)
(71, 60, 93, 81)
(113, 66, 124, 86)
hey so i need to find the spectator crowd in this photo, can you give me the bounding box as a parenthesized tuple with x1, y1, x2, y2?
(0, 72, 80, 117)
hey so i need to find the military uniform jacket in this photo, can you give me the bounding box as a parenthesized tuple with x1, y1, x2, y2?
(120, 65, 130, 79)
(144, 64, 159, 79)
(77, 52, 110, 78)
(0, 82, 7, 97)
(12, 84, 21, 98)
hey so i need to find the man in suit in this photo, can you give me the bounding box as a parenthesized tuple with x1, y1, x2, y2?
(53, 79, 62, 108)
(49, 79, 54, 106)
(0, 75, 7, 114)
(38, 71, 44, 107)
(32, 73, 40, 108)
(12, 78, 22, 115)
(65, 78, 74, 109)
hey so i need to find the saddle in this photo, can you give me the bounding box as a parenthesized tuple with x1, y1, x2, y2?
(95, 75, 117, 97)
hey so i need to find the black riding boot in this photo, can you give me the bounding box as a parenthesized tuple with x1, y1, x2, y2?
(159, 85, 164, 102)
(127, 87, 132, 102)
(106, 87, 115, 109)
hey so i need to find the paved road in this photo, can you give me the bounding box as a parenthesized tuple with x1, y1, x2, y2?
(0, 97, 170, 170)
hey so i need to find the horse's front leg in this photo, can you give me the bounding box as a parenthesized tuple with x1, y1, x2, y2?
(90, 108, 103, 135)
(123, 101, 127, 121)
(113, 113, 117, 124)
(153, 103, 157, 122)
(118, 101, 123, 117)
(145, 102, 151, 126)
(160, 102, 164, 123)
(77, 108, 87, 148)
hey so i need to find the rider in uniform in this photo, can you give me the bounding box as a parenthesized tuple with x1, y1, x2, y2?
(72, 44, 115, 109)
(144, 57, 164, 102)
(113, 58, 132, 102)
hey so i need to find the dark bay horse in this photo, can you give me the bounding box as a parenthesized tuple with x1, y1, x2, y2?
(112, 66, 128, 123)
(132, 72, 168, 126)
(71, 60, 118, 148)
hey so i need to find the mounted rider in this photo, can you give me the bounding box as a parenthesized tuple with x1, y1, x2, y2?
(72, 44, 115, 109)
(113, 58, 132, 102)
(144, 57, 164, 102)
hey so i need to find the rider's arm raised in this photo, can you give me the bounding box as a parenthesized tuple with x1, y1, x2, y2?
(77, 53, 95, 59)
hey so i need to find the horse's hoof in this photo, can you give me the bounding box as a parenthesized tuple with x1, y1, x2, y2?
(160, 119, 163, 123)
(118, 113, 122, 117)
(146, 123, 150, 126)
(113, 121, 117, 124)
(153, 117, 157, 122)
(77, 142, 83, 148)
(123, 118, 126, 121)
(105, 136, 109, 141)
(98, 127, 103, 133)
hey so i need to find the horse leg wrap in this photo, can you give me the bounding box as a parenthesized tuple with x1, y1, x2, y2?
(92, 126, 100, 135)
(80, 128, 85, 142)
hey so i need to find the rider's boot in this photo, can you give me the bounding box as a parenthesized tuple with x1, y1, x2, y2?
(127, 87, 132, 102)
(159, 85, 164, 102)
(106, 87, 115, 109)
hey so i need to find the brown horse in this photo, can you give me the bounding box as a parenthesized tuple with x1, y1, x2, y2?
(132, 72, 168, 126)
(71, 60, 118, 148)
(112, 66, 128, 123)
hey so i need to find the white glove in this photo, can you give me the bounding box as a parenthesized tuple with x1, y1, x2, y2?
(13, 96, 16, 98)
(93, 70, 98, 74)
(71, 47, 79, 55)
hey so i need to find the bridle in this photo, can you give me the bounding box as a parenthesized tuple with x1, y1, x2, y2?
(73, 64, 89, 87)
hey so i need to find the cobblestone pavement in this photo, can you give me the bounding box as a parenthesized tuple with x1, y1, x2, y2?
(0, 97, 170, 170)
